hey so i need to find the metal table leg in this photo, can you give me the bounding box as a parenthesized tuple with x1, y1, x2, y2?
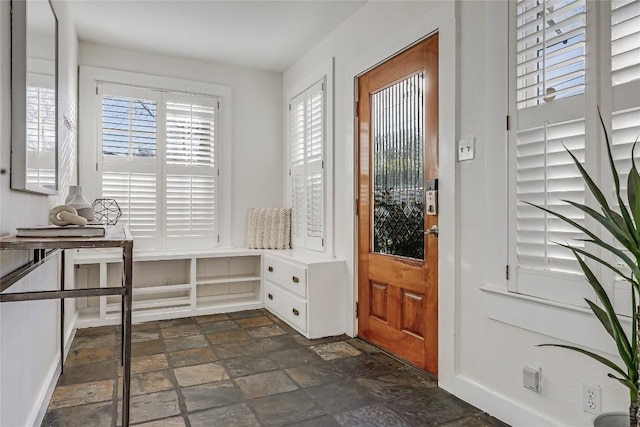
(121, 242, 133, 427)
(60, 250, 65, 374)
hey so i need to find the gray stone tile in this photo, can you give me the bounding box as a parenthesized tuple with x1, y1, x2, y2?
(158, 318, 196, 328)
(71, 334, 116, 350)
(42, 401, 114, 427)
(131, 339, 166, 357)
(293, 335, 345, 346)
(331, 355, 391, 379)
(117, 390, 181, 425)
(228, 310, 263, 319)
(355, 372, 426, 400)
(66, 346, 116, 367)
(306, 380, 381, 414)
(440, 415, 497, 427)
(335, 403, 409, 426)
(173, 362, 229, 387)
(310, 342, 362, 361)
(199, 319, 240, 333)
(181, 380, 243, 412)
(75, 326, 118, 337)
(214, 340, 265, 359)
(476, 413, 511, 427)
(48, 380, 115, 410)
(270, 347, 323, 369)
(222, 354, 278, 377)
(248, 390, 325, 425)
(131, 331, 160, 343)
(236, 316, 274, 328)
(57, 360, 118, 386)
(188, 403, 260, 427)
(384, 389, 476, 426)
(118, 370, 174, 397)
(168, 347, 217, 367)
(125, 354, 169, 375)
(257, 335, 301, 352)
(195, 313, 230, 323)
(283, 415, 341, 427)
(206, 329, 251, 344)
(164, 335, 208, 352)
(131, 321, 159, 332)
(345, 338, 382, 354)
(133, 416, 186, 427)
(285, 363, 343, 388)
(160, 324, 202, 340)
(247, 325, 287, 338)
(235, 370, 298, 399)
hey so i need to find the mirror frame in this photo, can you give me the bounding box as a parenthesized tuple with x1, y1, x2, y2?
(11, 0, 59, 195)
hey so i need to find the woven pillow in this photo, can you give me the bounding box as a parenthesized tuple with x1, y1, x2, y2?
(246, 208, 291, 249)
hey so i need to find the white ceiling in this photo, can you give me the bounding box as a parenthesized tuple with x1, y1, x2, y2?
(67, 0, 367, 72)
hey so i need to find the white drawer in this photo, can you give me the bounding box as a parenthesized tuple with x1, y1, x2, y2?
(263, 255, 307, 298)
(264, 281, 307, 332)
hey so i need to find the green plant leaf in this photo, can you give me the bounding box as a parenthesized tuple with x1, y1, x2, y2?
(554, 241, 637, 290)
(585, 299, 615, 339)
(628, 144, 640, 229)
(565, 201, 640, 259)
(572, 249, 633, 368)
(538, 343, 632, 387)
(598, 109, 640, 246)
(607, 373, 638, 397)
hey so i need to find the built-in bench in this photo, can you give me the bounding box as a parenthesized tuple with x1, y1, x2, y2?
(70, 247, 347, 338)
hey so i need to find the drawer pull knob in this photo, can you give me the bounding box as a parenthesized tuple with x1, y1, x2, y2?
(268, 266, 273, 272)
(292, 276, 299, 283)
(268, 293, 273, 300)
(292, 308, 300, 316)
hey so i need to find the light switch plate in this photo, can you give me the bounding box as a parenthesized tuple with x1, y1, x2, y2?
(457, 137, 475, 161)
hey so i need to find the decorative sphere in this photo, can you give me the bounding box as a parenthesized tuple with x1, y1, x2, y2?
(92, 199, 122, 225)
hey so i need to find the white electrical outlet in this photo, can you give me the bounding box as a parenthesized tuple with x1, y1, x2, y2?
(582, 383, 601, 414)
(523, 365, 541, 393)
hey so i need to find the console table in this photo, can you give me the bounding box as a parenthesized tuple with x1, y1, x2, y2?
(0, 225, 133, 427)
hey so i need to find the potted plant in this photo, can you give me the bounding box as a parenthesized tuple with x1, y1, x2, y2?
(530, 111, 639, 427)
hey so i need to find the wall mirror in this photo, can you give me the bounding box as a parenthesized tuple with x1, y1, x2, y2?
(11, 0, 58, 195)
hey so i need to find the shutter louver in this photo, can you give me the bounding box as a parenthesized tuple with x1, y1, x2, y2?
(516, 0, 586, 110)
(611, 0, 640, 86)
(516, 119, 586, 274)
(165, 99, 217, 240)
(289, 80, 325, 251)
(26, 86, 56, 187)
(101, 92, 158, 242)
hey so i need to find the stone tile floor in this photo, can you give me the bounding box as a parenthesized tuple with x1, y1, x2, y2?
(42, 309, 509, 427)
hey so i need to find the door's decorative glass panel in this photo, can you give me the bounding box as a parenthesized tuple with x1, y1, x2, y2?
(372, 72, 425, 260)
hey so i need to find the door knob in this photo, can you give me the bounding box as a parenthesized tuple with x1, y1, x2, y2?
(424, 225, 439, 237)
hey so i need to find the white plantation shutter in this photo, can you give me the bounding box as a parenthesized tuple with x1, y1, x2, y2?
(98, 82, 220, 249)
(511, 0, 590, 305)
(100, 85, 160, 244)
(610, 0, 640, 316)
(26, 85, 56, 187)
(289, 79, 325, 251)
(515, 0, 586, 109)
(611, 0, 640, 87)
(165, 95, 217, 241)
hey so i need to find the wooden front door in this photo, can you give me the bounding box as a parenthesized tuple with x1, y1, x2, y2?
(357, 34, 439, 375)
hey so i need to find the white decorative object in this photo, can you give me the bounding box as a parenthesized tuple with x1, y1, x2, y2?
(49, 205, 88, 227)
(246, 208, 291, 249)
(66, 186, 94, 221)
(65, 185, 80, 204)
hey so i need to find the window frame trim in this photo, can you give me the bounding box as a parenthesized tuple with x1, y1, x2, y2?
(79, 66, 232, 248)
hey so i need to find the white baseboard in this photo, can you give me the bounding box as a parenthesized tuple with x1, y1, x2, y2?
(31, 311, 79, 427)
(441, 374, 559, 427)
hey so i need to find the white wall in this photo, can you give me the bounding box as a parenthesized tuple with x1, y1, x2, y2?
(79, 43, 284, 247)
(284, 1, 627, 426)
(0, 0, 79, 425)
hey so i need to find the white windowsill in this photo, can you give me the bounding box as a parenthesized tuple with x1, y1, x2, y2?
(480, 286, 632, 357)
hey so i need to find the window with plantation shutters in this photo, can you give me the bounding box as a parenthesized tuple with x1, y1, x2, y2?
(610, 0, 640, 316)
(510, 0, 640, 311)
(98, 82, 219, 249)
(289, 79, 325, 251)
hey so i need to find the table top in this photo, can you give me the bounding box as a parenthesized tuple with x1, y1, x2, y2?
(0, 224, 133, 250)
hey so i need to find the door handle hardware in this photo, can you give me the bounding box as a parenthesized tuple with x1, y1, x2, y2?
(424, 225, 439, 237)
(268, 266, 273, 272)
(292, 308, 300, 316)
(292, 276, 299, 283)
(268, 293, 273, 300)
